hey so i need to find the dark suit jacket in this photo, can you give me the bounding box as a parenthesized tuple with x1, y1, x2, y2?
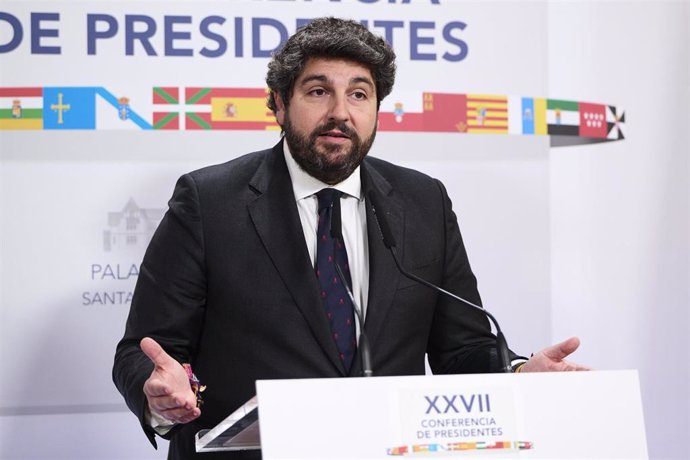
(113, 141, 515, 459)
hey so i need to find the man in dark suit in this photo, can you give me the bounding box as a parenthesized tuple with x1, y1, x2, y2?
(113, 17, 587, 460)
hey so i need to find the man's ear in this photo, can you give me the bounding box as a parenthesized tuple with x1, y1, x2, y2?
(274, 93, 285, 126)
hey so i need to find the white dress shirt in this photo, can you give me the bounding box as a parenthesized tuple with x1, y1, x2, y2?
(283, 140, 370, 324)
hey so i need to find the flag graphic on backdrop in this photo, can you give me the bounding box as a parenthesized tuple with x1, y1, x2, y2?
(0, 88, 43, 130)
(423, 93, 468, 132)
(579, 102, 608, 138)
(152, 87, 182, 130)
(95, 88, 152, 130)
(508, 97, 547, 135)
(184, 87, 279, 130)
(466, 94, 508, 134)
(606, 105, 626, 140)
(547, 99, 579, 136)
(43, 87, 97, 129)
(0, 85, 626, 145)
(377, 92, 464, 131)
(376, 91, 425, 131)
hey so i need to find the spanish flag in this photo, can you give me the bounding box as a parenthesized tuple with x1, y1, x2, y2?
(185, 87, 279, 130)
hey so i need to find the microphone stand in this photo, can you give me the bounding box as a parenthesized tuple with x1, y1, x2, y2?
(367, 190, 513, 374)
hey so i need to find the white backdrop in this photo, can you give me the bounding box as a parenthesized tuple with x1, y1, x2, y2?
(0, 1, 687, 459)
(547, 3, 689, 460)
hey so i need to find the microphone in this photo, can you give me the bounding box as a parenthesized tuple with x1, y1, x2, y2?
(330, 192, 374, 377)
(366, 190, 513, 373)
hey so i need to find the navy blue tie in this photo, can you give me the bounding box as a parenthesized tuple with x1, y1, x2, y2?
(315, 189, 356, 371)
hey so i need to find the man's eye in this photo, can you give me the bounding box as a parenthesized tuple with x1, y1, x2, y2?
(352, 91, 368, 100)
(310, 89, 326, 96)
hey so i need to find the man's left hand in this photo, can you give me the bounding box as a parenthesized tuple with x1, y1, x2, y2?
(519, 336, 591, 372)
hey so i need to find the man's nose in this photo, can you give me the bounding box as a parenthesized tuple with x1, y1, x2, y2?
(327, 94, 349, 122)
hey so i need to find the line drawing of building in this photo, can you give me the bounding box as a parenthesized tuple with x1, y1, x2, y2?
(103, 198, 165, 252)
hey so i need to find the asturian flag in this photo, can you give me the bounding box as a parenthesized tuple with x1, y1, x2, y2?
(43, 87, 97, 130)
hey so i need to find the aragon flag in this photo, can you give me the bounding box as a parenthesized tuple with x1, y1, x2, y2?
(466, 94, 508, 134)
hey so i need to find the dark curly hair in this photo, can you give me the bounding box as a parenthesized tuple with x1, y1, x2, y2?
(266, 17, 396, 114)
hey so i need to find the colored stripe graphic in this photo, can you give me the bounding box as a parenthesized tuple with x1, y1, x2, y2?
(0, 108, 42, 118)
(0, 86, 625, 145)
(533, 98, 547, 135)
(0, 87, 43, 97)
(386, 440, 534, 456)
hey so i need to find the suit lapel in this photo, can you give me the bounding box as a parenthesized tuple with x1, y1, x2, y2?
(247, 143, 346, 375)
(358, 161, 405, 367)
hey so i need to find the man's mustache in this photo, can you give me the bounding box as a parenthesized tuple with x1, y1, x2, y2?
(312, 121, 357, 140)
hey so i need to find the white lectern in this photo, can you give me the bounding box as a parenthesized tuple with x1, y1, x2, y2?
(196, 370, 647, 459)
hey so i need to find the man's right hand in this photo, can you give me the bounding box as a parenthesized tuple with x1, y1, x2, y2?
(141, 337, 201, 424)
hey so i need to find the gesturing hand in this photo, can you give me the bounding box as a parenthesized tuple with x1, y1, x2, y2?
(520, 337, 591, 373)
(141, 337, 201, 424)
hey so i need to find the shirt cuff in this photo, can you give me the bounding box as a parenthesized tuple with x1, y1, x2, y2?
(145, 404, 176, 435)
(510, 358, 528, 373)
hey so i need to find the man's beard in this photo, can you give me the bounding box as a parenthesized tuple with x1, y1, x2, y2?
(284, 116, 376, 185)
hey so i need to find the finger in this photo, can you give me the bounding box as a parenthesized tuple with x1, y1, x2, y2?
(149, 397, 180, 412)
(147, 393, 190, 412)
(542, 336, 581, 361)
(140, 337, 176, 370)
(564, 361, 592, 371)
(159, 406, 201, 424)
(143, 378, 173, 397)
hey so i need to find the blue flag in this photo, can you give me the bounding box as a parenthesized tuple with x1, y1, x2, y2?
(43, 87, 96, 129)
(521, 97, 535, 134)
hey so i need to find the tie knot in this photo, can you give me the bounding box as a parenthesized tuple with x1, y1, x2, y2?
(316, 188, 342, 211)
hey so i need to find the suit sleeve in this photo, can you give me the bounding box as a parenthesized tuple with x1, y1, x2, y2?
(112, 173, 208, 445)
(426, 179, 523, 374)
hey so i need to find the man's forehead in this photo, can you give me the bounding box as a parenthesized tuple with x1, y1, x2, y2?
(295, 57, 374, 86)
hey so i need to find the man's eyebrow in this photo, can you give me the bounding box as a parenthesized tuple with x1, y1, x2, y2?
(298, 74, 329, 86)
(297, 74, 375, 91)
(351, 76, 375, 90)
